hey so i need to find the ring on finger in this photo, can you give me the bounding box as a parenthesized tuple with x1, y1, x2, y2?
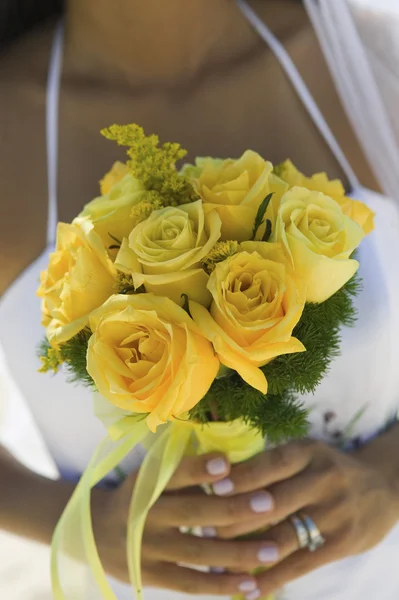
(300, 513, 326, 552)
(290, 515, 309, 549)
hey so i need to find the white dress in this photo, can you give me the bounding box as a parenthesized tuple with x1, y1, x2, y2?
(1, 2, 399, 599)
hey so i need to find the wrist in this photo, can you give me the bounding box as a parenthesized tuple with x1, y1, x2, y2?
(0, 469, 75, 545)
(354, 425, 399, 518)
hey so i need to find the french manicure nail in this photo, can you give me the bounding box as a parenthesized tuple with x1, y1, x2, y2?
(213, 478, 234, 495)
(239, 580, 257, 593)
(258, 545, 279, 563)
(245, 590, 261, 600)
(202, 527, 217, 538)
(250, 491, 274, 513)
(206, 457, 228, 476)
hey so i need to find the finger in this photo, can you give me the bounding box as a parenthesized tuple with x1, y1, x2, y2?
(144, 530, 279, 570)
(218, 518, 301, 565)
(268, 469, 337, 528)
(214, 471, 318, 538)
(213, 441, 313, 497)
(166, 453, 230, 491)
(256, 538, 340, 596)
(148, 489, 274, 528)
(217, 484, 333, 542)
(143, 561, 259, 597)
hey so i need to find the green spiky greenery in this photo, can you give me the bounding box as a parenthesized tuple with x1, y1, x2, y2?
(190, 273, 361, 442)
(38, 328, 94, 388)
(262, 274, 361, 397)
(189, 377, 309, 443)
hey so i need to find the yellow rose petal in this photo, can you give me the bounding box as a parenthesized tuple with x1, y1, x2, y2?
(190, 244, 306, 392)
(186, 152, 284, 242)
(87, 294, 219, 430)
(99, 161, 131, 195)
(189, 301, 268, 394)
(80, 172, 145, 247)
(288, 233, 359, 303)
(38, 219, 117, 346)
(133, 268, 211, 307)
(274, 187, 365, 302)
(117, 201, 221, 305)
(277, 160, 375, 235)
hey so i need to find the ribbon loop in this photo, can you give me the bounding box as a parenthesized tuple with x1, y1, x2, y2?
(51, 417, 268, 600)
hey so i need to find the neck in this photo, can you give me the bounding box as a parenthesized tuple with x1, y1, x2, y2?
(65, 0, 254, 85)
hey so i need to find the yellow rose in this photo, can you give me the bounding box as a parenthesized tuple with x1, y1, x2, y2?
(190, 244, 306, 394)
(87, 294, 220, 432)
(99, 161, 130, 195)
(183, 151, 288, 242)
(115, 200, 221, 306)
(37, 218, 117, 346)
(276, 160, 375, 235)
(80, 166, 145, 249)
(273, 186, 364, 303)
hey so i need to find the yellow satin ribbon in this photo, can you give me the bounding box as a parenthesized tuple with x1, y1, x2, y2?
(51, 417, 271, 600)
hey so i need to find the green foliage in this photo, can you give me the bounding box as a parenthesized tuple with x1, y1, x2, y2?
(38, 329, 95, 388)
(181, 294, 192, 318)
(190, 375, 309, 443)
(262, 219, 272, 242)
(263, 273, 361, 396)
(252, 193, 273, 240)
(101, 124, 198, 205)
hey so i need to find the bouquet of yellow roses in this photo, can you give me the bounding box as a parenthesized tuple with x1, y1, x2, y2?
(38, 124, 374, 600)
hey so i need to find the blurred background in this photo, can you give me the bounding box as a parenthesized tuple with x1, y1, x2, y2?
(0, 0, 398, 598)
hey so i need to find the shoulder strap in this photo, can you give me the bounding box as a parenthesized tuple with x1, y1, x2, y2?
(235, 0, 360, 191)
(46, 21, 64, 247)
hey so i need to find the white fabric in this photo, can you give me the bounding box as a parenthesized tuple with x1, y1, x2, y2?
(304, 0, 399, 199)
(1, 5, 399, 600)
(349, 0, 399, 149)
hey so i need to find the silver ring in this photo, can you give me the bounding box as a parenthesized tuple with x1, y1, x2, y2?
(301, 513, 326, 552)
(290, 515, 310, 549)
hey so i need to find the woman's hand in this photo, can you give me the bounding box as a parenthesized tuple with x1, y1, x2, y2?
(210, 435, 399, 597)
(92, 452, 280, 597)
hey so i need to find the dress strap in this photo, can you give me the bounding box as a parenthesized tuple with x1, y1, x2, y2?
(46, 21, 64, 247)
(235, 0, 360, 192)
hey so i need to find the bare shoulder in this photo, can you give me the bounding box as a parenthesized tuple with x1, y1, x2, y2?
(0, 24, 54, 296)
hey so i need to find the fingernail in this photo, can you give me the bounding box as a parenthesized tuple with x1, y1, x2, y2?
(245, 591, 261, 600)
(213, 478, 234, 495)
(239, 580, 257, 593)
(210, 567, 226, 573)
(258, 545, 279, 563)
(250, 491, 274, 513)
(206, 457, 228, 476)
(202, 527, 217, 538)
